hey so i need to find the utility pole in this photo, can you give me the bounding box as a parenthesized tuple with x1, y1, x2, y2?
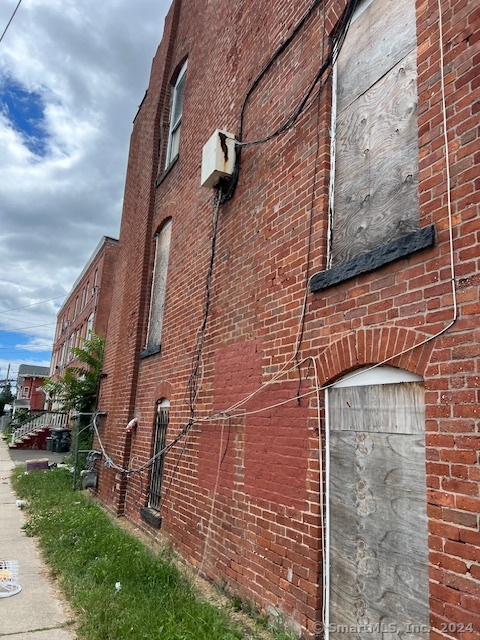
(0, 364, 11, 388)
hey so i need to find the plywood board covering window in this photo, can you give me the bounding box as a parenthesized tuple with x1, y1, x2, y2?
(328, 376, 429, 637)
(330, 0, 419, 266)
(146, 219, 172, 351)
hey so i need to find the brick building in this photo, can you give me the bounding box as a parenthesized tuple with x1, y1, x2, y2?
(95, 0, 479, 637)
(13, 364, 49, 414)
(50, 236, 118, 377)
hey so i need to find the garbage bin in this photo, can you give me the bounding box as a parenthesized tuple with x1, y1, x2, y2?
(50, 429, 71, 453)
(45, 437, 53, 452)
(59, 430, 71, 453)
(49, 430, 60, 452)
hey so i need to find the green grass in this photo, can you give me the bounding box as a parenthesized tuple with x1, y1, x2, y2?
(12, 467, 243, 640)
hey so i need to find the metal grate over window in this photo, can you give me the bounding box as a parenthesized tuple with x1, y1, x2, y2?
(147, 400, 169, 511)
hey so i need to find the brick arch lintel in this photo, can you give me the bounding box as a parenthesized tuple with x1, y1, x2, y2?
(316, 326, 435, 387)
(154, 380, 173, 403)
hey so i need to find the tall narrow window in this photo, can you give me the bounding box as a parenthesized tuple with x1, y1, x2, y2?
(68, 334, 74, 361)
(61, 342, 67, 367)
(86, 312, 94, 335)
(145, 219, 172, 354)
(165, 61, 187, 167)
(147, 399, 170, 511)
(329, 0, 419, 266)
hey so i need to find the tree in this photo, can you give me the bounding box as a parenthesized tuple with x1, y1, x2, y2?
(0, 383, 14, 415)
(42, 332, 105, 412)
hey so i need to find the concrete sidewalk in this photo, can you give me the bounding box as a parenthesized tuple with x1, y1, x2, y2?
(0, 439, 76, 639)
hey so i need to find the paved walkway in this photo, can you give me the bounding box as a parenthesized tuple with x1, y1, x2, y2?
(0, 439, 76, 639)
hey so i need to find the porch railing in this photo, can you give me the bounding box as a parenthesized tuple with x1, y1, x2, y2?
(10, 411, 69, 445)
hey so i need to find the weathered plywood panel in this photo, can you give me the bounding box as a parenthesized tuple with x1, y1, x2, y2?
(329, 382, 425, 434)
(146, 219, 172, 349)
(332, 50, 419, 265)
(336, 0, 417, 113)
(329, 383, 429, 640)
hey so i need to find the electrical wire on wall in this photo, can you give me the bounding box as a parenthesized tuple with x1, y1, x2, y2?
(295, 0, 328, 398)
(154, 186, 225, 508)
(121, 0, 363, 491)
(185, 187, 223, 416)
(310, 356, 327, 634)
(194, 417, 226, 585)
(221, 0, 361, 204)
(125, 186, 225, 489)
(95, 0, 457, 474)
(91, 4, 458, 635)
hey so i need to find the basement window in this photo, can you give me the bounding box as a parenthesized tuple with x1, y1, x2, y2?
(311, 0, 435, 292)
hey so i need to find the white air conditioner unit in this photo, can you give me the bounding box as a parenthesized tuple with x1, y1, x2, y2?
(200, 129, 236, 188)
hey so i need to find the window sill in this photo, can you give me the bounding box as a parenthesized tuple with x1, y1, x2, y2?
(140, 344, 161, 359)
(155, 155, 179, 188)
(310, 225, 435, 293)
(139, 506, 162, 529)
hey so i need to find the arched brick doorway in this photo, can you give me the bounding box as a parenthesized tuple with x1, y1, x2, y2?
(326, 365, 429, 638)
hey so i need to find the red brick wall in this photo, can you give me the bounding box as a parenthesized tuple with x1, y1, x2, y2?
(20, 376, 47, 411)
(96, 0, 479, 637)
(51, 237, 118, 378)
(29, 378, 46, 411)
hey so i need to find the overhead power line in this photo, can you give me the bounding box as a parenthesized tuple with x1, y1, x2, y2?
(0, 0, 23, 44)
(0, 294, 66, 316)
(0, 321, 57, 332)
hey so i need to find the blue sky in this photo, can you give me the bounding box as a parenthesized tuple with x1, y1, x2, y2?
(1, 78, 47, 156)
(0, 0, 170, 384)
(0, 295, 66, 382)
(0, 330, 53, 382)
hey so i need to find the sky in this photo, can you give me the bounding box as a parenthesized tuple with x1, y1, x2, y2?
(0, 0, 170, 385)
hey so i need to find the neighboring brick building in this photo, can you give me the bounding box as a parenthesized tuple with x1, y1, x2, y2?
(50, 236, 118, 377)
(96, 0, 479, 638)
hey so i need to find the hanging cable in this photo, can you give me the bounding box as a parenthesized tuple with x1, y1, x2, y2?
(0, 0, 23, 44)
(194, 418, 226, 585)
(295, 21, 327, 398)
(437, 0, 457, 325)
(94, 0, 457, 524)
(0, 294, 66, 315)
(221, 0, 360, 203)
(185, 188, 223, 414)
(161, 430, 190, 508)
(310, 356, 327, 635)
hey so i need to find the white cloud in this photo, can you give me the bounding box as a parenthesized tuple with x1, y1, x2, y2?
(0, 0, 170, 368)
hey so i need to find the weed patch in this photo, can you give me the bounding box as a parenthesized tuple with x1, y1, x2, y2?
(13, 467, 243, 640)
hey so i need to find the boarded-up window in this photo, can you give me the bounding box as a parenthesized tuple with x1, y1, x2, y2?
(146, 219, 172, 351)
(327, 367, 429, 638)
(329, 0, 419, 266)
